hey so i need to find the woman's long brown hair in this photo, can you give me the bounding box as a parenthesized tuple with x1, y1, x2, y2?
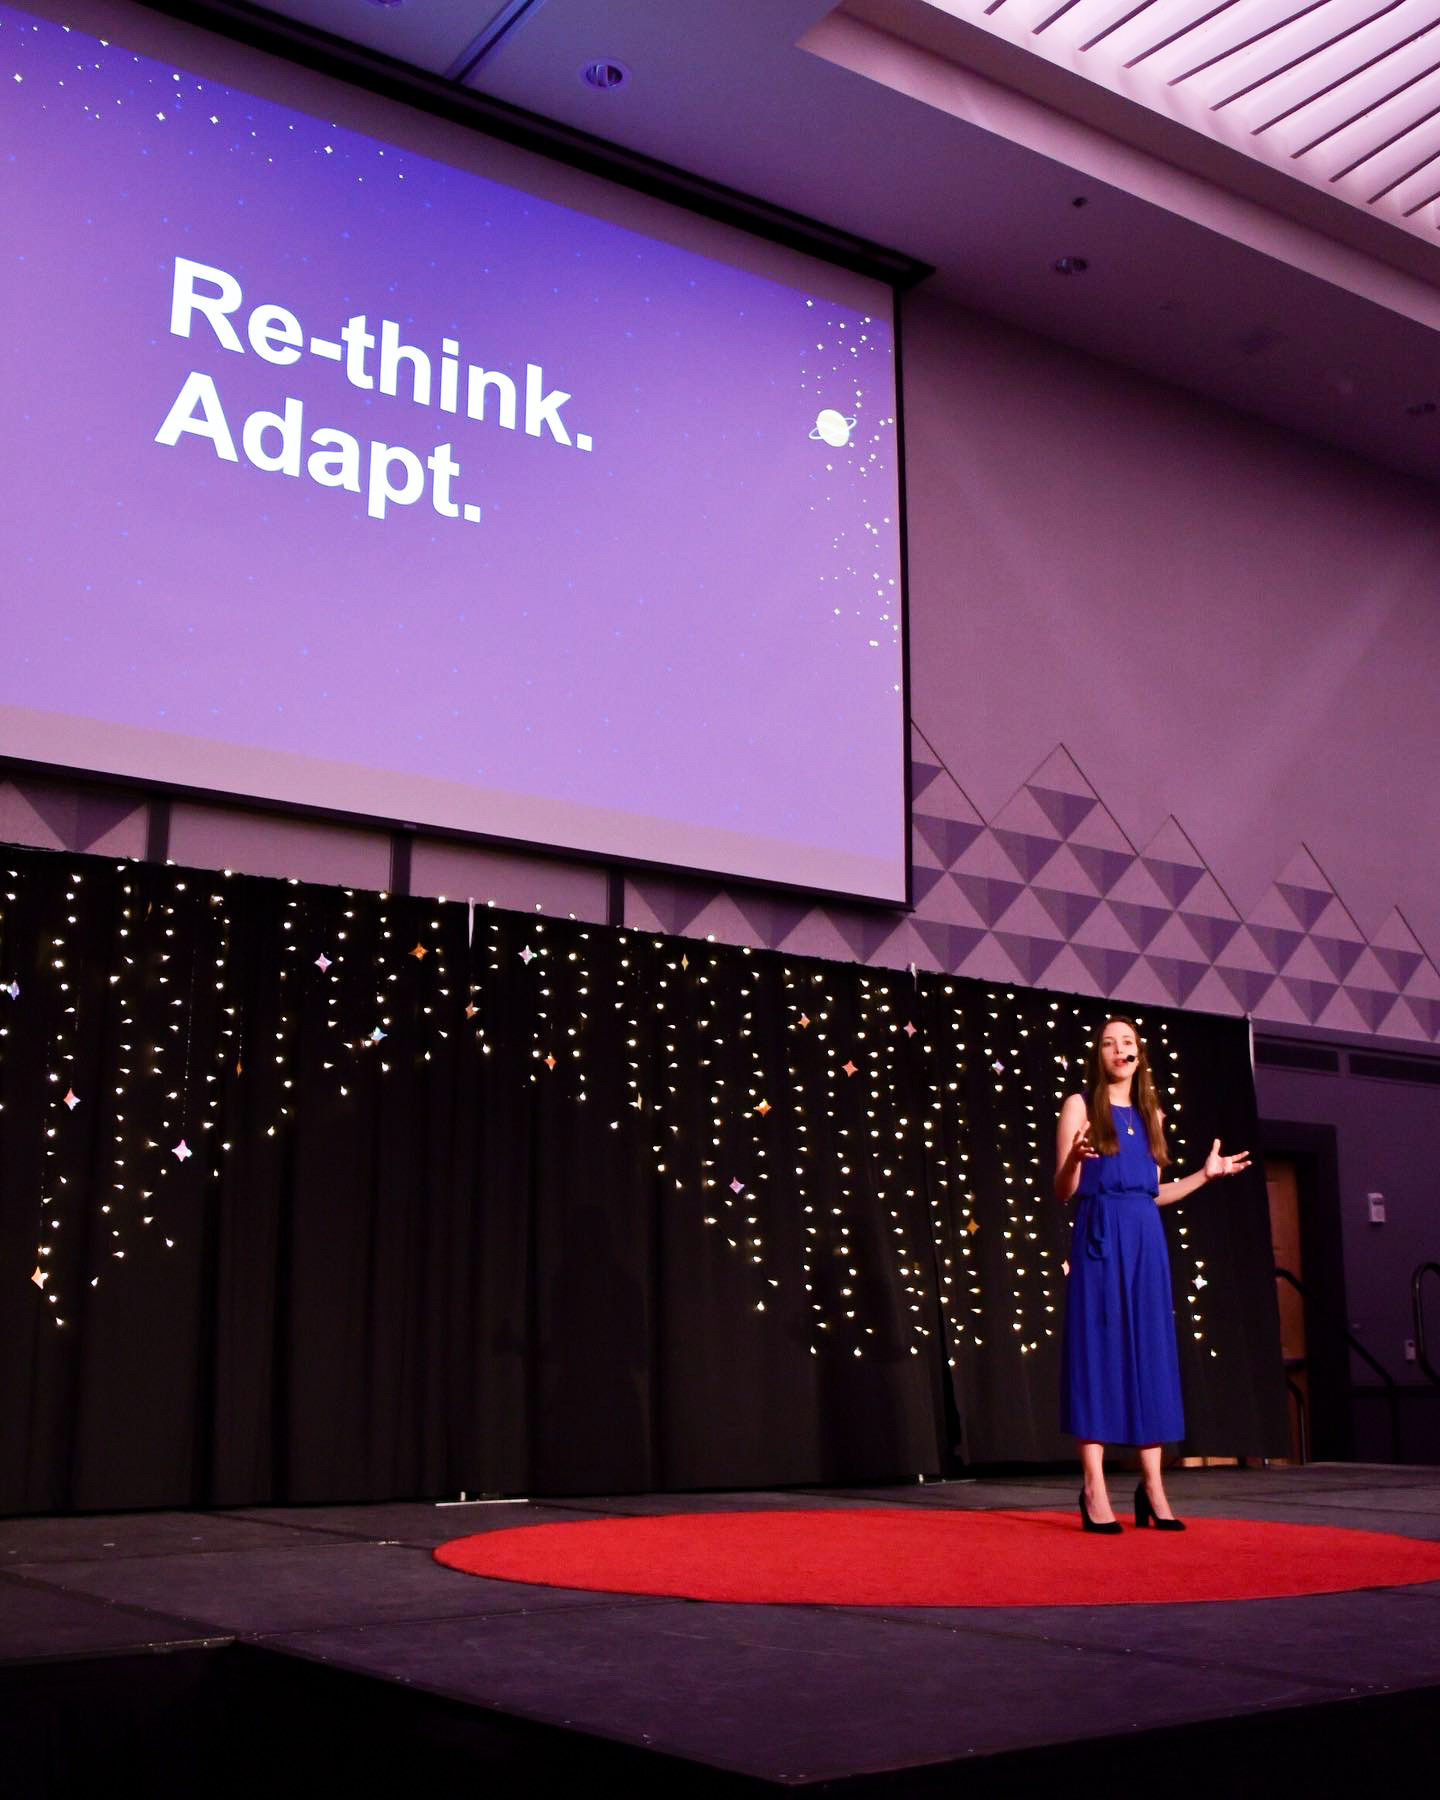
(1086, 1016, 1171, 1166)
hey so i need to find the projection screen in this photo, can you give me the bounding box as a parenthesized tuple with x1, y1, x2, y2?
(0, 0, 908, 903)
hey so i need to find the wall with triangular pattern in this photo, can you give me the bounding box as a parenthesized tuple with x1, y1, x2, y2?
(626, 729, 1440, 1045)
(7, 735, 1439, 1044)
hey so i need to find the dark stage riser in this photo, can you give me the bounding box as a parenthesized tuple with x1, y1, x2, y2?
(0, 847, 1286, 1512)
(9, 1639, 1440, 1800)
(5, 1471, 1440, 1798)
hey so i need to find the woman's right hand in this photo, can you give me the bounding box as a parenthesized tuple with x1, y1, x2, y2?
(1055, 1094, 1096, 1201)
(1069, 1122, 1099, 1166)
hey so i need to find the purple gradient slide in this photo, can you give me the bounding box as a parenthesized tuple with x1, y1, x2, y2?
(0, 4, 906, 900)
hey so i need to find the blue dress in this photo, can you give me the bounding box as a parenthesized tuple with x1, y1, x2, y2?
(1059, 1104, 1185, 1445)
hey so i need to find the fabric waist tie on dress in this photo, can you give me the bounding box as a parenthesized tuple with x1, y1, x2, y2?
(1081, 1189, 1159, 1261)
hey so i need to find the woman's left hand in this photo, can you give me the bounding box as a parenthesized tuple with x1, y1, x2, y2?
(1205, 1138, 1251, 1180)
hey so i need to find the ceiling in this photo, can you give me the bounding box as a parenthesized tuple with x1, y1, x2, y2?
(942, 0, 1440, 252)
(147, 0, 1440, 487)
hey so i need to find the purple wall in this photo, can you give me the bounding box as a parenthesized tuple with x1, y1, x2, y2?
(1256, 1056, 1437, 1375)
(1255, 1051, 1440, 1460)
(903, 293, 1440, 975)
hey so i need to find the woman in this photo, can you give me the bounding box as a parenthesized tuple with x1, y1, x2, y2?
(1055, 1017, 1250, 1533)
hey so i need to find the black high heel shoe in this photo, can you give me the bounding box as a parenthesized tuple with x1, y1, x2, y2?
(1134, 1482, 1185, 1531)
(1079, 1490, 1122, 1535)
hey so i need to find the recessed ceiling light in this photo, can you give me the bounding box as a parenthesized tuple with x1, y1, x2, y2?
(581, 60, 630, 92)
(1052, 256, 1088, 275)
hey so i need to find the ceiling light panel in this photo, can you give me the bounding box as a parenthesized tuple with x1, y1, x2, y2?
(247, 0, 499, 75)
(941, 0, 1440, 245)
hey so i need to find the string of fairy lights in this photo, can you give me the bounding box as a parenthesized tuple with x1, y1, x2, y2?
(34, 866, 86, 1323)
(2, 855, 1222, 1371)
(1157, 1023, 1213, 1355)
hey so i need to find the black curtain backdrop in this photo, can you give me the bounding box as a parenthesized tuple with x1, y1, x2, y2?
(0, 846, 1287, 1514)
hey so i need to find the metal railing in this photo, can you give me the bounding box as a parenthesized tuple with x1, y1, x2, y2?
(1413, 1262, 1440, 1388)
(1275, 1266, 1402, 1464)
(1283, 1367, 1310, 1465)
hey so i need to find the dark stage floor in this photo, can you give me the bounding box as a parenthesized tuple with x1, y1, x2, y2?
(5, 1465, 1440, 1795)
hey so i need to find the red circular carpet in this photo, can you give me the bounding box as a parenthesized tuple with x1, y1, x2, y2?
(434, 1508, 1440, 1607)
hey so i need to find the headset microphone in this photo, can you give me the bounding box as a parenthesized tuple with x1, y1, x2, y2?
(1123, 1053, 1138, 1064)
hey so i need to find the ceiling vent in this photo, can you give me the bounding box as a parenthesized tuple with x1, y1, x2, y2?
(1348, 1050, 1440, 1085)
(1255, 1039, 1342, 1073)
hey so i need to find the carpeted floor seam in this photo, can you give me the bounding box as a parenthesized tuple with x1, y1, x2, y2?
(808, 1600, 1418, 1690)
(0, 1566, 239, 1644)
(3, 1526, 416, 1563)
(237, 1593, 680, 1643)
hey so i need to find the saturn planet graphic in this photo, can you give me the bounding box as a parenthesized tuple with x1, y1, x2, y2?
(810, 408, 857, 448)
